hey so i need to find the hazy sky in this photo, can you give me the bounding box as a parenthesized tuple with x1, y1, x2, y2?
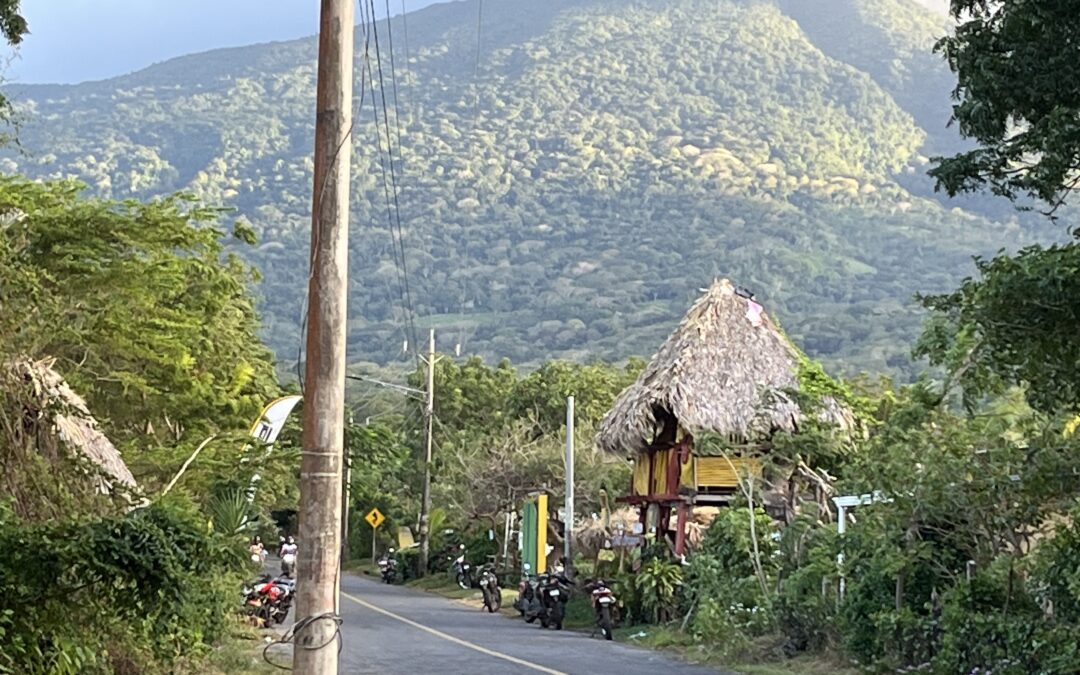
(10, 0, 448, 84)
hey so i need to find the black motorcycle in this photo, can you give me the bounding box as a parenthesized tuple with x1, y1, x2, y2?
(478, 562, 502, 613)
(537, 567, 573, 630)
(452, 545, 473, 589)
(377, 549, 399, 584)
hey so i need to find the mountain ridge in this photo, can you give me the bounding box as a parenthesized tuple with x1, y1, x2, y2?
(3, 0, 1038, 377)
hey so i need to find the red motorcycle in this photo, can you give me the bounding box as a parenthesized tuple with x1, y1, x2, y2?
(244, 575, 294, 626)
(587, 579, 618, 640)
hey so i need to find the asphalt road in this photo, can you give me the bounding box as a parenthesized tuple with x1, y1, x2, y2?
(333, 572, 728, 675)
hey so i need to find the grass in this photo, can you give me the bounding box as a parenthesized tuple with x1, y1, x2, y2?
(197, 621, 284, 675)
(614, 625, 859, 675)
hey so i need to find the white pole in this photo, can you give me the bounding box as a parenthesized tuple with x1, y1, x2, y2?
(503, 512, 512, 563)
(837, 505, 847, 600)
(564, 395, 575, 568)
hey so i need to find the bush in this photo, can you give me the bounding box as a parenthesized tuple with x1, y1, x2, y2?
(0, 500, 243, 674)
(636, 558, 683, 624)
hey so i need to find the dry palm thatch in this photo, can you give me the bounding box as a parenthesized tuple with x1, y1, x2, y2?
(596, 279, 850, 456)
(3, 358, 137, 495)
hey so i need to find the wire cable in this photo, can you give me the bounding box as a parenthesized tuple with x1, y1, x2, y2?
(261, 611, 344, 670)
(367, 0, 421, 366)
(358, 0, 413, 364)
(295, 12, 369, 393)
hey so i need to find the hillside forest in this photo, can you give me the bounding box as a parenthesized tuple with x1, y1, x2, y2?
(3, 0, 1067, 377)
(4, 0, 1080, 673)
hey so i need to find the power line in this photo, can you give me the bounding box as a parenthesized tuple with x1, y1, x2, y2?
(368, 0, 420, 365)
(359, 0, 420, 366)
(296, 11, 370, 393)
(473, 0, 484, 122)
(400, 0, 412, 93)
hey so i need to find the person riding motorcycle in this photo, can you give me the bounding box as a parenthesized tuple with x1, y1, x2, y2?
(248, 536, 266, 565)
(279, 536, 298, 577)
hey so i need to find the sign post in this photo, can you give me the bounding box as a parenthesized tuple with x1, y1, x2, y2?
(366, 508, 385, 564)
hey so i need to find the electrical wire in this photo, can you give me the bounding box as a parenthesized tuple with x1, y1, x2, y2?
(295, 12, 370, 393)
(366, 0, 422, 367)
(358, 0, 412, 363)
(400, 0, 412, 95)
(262, 611, 343, 670)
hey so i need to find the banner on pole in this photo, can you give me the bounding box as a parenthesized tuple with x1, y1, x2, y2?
(249, 395, 303, 445)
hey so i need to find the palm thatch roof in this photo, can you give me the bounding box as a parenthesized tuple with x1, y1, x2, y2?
(597, 279, 850, 456)
(5, 358, 137, 492)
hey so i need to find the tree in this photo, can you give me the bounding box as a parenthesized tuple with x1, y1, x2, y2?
(930, 1, 1080, 212)
(0, 0, 27, 145)
(0, 178, 278, 450)
(0, 1, 26, 46)
(918, 243, 1080, 413)
(922, 2, 1080, 412)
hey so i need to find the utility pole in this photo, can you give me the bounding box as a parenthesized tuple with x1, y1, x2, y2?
(564, 395, 575, 569)
(294, 0, 353, 672)
(418, 328, 436, 576)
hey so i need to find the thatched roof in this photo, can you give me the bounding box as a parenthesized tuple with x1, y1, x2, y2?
(596, 279, 849, 456)
(6, 358, 137, 492)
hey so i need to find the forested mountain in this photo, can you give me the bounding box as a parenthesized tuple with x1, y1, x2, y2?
(3, 0, 1046, 376)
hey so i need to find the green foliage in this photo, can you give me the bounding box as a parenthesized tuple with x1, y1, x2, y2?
(0, 500, 244, 674)
(0, 0, 1035, 378)
(0, 0, 26, 46)
(636, 558, 684, 624)
(685, 508, 780, 645)
(930, 0, 1080, 211)
(0, 177, 278, 452)
(208, 487, 257, 536)
(918, 241, 1080, 414)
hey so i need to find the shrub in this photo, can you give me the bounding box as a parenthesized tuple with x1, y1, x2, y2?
(0, 500, 243, 674)
(636, 558, 683, 624)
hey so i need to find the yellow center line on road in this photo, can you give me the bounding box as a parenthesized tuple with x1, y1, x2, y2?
(340, 591, 568, 675)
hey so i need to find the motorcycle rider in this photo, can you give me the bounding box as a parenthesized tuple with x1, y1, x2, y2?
(249, 536, 266, 564)
(279, 535, 298, 576)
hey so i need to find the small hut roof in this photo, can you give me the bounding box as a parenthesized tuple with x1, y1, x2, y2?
(596, 279, 847, 456)
(8, 358, 137, 492)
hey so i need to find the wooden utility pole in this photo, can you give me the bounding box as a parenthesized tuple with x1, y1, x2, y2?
(294, 0, 353, 672)
(418, 328, 436, 575)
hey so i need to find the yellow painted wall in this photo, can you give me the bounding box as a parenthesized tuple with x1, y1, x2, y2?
(695, 456, 761, 488)
(651, 449, 668, 494)
(537, 493, 548, 572)
(632, 458, 650, 496)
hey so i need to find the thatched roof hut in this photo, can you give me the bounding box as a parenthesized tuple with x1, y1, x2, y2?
(597, 279, 849, 456)
(4, 358, 137, 494)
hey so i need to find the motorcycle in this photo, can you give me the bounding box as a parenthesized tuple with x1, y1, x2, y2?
(537, 566, 573, 630)
(452, 545, 472, 589)
(513, 569, 543, 622)
(587, 578, 618, 640)
(478, 562, 502, 613)
(377, 549, 399, 584)
(243, 574, 294, 626)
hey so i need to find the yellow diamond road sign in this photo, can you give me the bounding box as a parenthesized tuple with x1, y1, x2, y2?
(365, 508, 385, 529)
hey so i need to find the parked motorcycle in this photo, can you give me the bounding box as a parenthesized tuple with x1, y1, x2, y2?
(452, 545, 472, 589)
(478, 562, 502, 612)
(378, 548, 399, 584)
(243, 574, 294, 626)
(513, 569, 543, 621)
(587, 578, 618, 640)
(537, 565, 573, 630)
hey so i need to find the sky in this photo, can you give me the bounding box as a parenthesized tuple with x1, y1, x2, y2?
(9, 0, 447, 85)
